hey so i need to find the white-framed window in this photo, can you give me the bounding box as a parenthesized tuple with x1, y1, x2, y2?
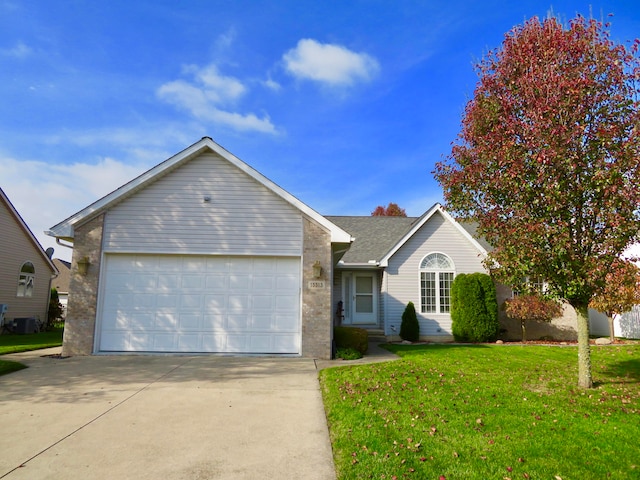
(512, 276, 546, 297)
(17, 262, 35, 297)
(420, 253, 455, 314)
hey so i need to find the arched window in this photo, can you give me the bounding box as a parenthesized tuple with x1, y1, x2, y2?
(17, 262, 35, 297)
(420, 253, 454, 314)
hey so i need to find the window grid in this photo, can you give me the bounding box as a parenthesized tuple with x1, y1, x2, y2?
(420, 254, 454, 314)
(421, 272, 436, 313)
(17, 262, 35, 298)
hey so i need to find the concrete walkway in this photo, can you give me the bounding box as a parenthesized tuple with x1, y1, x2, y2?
(0, 348, 337, 480)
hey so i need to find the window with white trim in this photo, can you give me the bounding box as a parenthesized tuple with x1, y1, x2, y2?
(420, 253, 454, 314)
(17, 262, 35, 297)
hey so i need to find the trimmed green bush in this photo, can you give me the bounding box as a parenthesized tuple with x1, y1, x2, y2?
(334, 326, 368, 355)
(400, 301, 420, 342)
(451, 273, 499, 342)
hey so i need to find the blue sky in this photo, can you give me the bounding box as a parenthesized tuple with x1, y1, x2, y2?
(1, 0, 639, 261)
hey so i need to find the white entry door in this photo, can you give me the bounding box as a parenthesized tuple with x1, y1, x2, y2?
(342, 272, 377, 325)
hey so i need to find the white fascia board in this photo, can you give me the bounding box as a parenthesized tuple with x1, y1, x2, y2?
(1, 188, 58, 273)
(47, 137, 353, 244)
(378, 203, 488, 267)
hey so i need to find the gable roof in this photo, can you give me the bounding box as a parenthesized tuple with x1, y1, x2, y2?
(329, 204, 489, 267)
(378, 203, 488, 267)
(0, 187, 57, 274)
(52, 259, 71, 294)
(326, 215, 418, 264)
(47, 137, 353, 244)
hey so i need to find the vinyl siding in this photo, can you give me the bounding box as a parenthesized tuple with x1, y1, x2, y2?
(384, 211, 486, 336)
(0, 199, 54, 321)
(102, 153, 303, 255)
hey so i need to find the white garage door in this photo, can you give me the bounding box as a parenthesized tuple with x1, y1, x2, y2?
(98, 255, 301, 354)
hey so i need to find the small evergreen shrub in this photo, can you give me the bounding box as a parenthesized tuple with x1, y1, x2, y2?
(335, 347, 363, 360)
(47, 288, 64, 331)
(334, 326, 368, 355)
(451, 273, 499, 342)
(400, 301, 420, 342)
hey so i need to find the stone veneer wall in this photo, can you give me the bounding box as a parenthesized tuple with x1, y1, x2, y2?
(61, 214, 104, 356)
(301, 217, 333, 359)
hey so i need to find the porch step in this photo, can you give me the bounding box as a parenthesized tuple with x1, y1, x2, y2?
(364, 329, 387, 342)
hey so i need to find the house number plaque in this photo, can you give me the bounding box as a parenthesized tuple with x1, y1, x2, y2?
(308, 281, 325, 289)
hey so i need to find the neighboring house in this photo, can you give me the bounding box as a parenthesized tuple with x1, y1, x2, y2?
(52, 259, 71, 318)
(0, 187, 58, 330)
(47, 138, 587, 358)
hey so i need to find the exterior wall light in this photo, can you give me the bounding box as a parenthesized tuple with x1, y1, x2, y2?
(77, 256, 91, 276)
(312, 260, 322, 279)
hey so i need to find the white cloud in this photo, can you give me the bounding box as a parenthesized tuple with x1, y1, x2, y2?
(0, 156, 148, 261)
(283, 39, 379, 87)
(157, 64, 277, 134)
(1, 41, 32, 58)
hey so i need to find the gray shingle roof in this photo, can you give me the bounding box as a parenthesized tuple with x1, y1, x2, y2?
(326, 216, 418, 264)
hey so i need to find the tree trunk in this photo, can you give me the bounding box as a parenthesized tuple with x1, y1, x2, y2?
(608, 315, 615, 343)
(521, 320, 527, 342)
(574, 303, 593, 389)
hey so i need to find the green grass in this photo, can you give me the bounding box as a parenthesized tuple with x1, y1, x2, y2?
(0, 328, 63, 355)
(320, 344, 640, 480)
(0, 359, 27, 376)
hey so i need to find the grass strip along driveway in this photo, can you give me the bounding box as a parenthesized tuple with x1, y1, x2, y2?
(0, 329, 63, 376)
(320, 344, 639, 480)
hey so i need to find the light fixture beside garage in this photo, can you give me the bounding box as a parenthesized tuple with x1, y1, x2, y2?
(203, 195, 211, 203)
(77, 256, 91, 276)
(312, 260, 322, 278)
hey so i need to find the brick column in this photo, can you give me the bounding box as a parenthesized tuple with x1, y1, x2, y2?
(61, 214, 104, 356)
(301, 217, 333, 359)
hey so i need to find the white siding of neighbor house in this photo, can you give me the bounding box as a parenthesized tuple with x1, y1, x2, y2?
(383, 211, 486, 337)
(102, 153, 303, 256)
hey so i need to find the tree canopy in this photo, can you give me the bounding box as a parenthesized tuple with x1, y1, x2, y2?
(434, 15, 640, 388)
(371, 202, 407, 217)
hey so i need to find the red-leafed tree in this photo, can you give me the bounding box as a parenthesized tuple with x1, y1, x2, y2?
(590, 259, 640, 342)
(434, 15, 640, 388)
(371, 202, 407, 217)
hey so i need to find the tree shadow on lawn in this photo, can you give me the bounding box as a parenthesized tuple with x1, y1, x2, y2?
(596, 358, 640, 385)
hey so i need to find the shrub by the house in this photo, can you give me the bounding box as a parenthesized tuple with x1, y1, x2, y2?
(451, 273, 499, 342)
(400, 301, 420, 342)
(503, 294, 564, 341)
(334, 326, 368, 355)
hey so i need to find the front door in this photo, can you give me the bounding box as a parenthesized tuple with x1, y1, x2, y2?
(342, 272, 378, 325)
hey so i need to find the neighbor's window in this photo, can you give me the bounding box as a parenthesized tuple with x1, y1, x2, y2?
(420, 253, 454, 314)
(17, 262, 35, 297)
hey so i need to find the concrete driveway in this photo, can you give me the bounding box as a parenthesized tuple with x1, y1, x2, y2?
(0, 349, 336, 480)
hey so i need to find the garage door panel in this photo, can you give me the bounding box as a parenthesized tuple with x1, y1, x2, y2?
(206, 274, 227, 289)
(101, 332, 128, 351)
(158, 274, 179, 290)
(179, 314, 201, 330)
(178, 335, 200, 351)
(203, 314, 225, 330)
(99, 255, 301, 354)
(273, 314, 297, 331)
(153, 334, 177, 351)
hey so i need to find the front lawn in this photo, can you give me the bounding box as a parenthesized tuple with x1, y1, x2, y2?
(320, 344, 639, 480)
(0, 328, 63, 355)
